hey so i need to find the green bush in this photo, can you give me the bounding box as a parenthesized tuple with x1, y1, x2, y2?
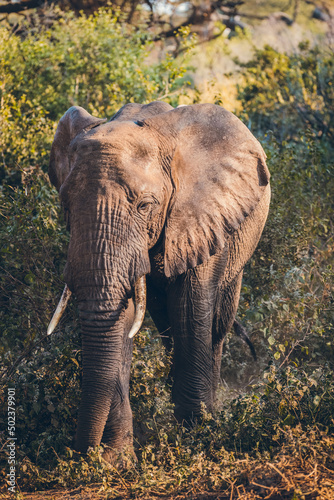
(0, 7, 191, 186)
(235, 43, 334, 142)
(216, 56, 333, 429)
(235, 134, 334, 367)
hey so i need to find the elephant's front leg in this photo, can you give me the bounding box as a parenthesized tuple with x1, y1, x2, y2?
(167, 253, 227, 422)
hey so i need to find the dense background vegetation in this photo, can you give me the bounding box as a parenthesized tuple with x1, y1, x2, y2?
(0, 4, 333, 498)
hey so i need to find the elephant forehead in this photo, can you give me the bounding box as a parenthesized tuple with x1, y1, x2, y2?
(69, 145, 163, 188)
(66, 141, 166, 203)
(70, 122, 160, 173)
(83, 121, 157, 156)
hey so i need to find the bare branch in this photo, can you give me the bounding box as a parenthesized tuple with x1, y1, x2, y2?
(0, 0, 45, 14)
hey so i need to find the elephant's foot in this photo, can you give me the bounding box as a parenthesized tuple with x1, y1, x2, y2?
(173, 399, 214, 427)
(101, 443, 137, 469)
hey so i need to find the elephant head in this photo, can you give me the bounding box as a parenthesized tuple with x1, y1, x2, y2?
(48, 102, 270, 461)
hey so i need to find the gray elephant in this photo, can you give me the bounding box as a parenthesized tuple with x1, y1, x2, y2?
(47, 101, 270, 463)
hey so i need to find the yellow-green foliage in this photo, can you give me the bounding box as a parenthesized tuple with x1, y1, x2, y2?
(235, 43, 334, 141)
(0, 7, 190, 185)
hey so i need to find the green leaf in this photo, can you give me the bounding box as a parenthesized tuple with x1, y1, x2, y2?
(268, 335, 275, 346)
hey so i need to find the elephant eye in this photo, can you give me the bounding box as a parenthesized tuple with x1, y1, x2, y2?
(137, 196, 159, 216)
(137, 200, 152, 215)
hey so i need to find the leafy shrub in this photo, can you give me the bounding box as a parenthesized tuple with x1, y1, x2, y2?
(0, 7, 191, 186)
(222, 44, 334, 382)
(235, 43, 334, 142)
(236, 133, 334, 365)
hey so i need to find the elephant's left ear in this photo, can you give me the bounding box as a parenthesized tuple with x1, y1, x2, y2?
(49, 106, 106, 191)
(146, 104, 270, 278)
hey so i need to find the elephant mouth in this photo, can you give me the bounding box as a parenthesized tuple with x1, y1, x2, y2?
(47, 275, 147, 338)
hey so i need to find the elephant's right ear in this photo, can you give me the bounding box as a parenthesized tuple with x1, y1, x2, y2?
(49, 106, 106, 191)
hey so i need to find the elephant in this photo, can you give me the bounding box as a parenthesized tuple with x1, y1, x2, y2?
(47, 101, 270, 463)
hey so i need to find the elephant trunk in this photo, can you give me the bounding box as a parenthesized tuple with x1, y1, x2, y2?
(67, 234, 149, 453)
(52, 198, 151, 453)
(75, 297, 132, 452)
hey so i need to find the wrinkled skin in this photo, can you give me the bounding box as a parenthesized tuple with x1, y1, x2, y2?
(49, 102, 270, 462)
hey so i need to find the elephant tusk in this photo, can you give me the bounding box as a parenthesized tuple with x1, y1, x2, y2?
(128, 276, 146, 339)
(47, 285, 72, 335)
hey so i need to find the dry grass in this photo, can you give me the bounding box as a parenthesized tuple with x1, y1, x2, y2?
(13, 459, 334, 500)
(3, 428, 333, 500)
